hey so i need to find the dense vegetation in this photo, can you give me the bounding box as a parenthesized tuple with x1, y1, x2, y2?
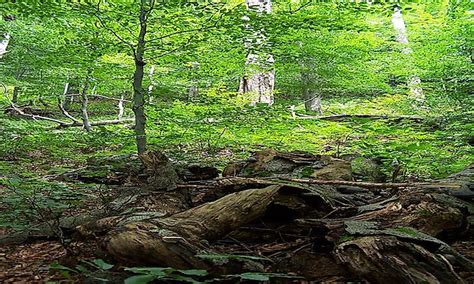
(0, 0, 472, 283)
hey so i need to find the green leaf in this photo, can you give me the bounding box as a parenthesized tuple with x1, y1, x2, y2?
(239, 272, 270, 281)
(49, 261, 77, 273)
(177, 269, 208, 276)
(74, 264, 90, 274)
(92, 259, 114, 270)
(124, 267, 170, 277)
(124, 274, 157, 284)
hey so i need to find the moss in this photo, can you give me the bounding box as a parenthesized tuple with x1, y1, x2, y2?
(300, 166, 314, 178)
(393, 227, 419, 237)
(338, 234, 356, 243)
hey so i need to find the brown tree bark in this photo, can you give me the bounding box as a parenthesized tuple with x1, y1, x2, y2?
(132, 0, 151, 155)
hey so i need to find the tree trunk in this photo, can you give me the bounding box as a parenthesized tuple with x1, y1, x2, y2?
(301, 71, 322, 114)
(132, 0, 150, 155)
(117, 93, 125, 120)
(239, 0, 275, 106)
(81, 80, 92, 132)
(147, 65, 156, 104)
(12, 86, 19, 104)
(0, 33, 9, 58)
(188, 85, 198, 101)
(391, 5, 424, 101)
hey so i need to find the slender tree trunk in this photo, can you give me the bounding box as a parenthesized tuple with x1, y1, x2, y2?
(239, 0, 275, 106)
(12, 86, 19, 104)
(1, 15, 14, 58)
(132, 0, 150, 155)
(391, 5, 424, 101)
(147, 65, 156, 104)
(81, 79, 92, 132)
(61, 82, 70, 110)
(118, 93, 125, 120)
(188, 85, 198, 101)
(299, 56, 322, 114)
(188, 61, 199, 101)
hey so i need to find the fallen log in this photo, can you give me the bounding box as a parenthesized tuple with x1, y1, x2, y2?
(179, 176, 462, 190)
(102, 185, 281, 267)
(296, 113, 424, 122)
(277, 177, 462, 190)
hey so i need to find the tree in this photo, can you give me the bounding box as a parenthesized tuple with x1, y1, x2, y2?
(130, 0, 152, 155)
(391, 5, 424, 102)
(239, 0, 275, 106)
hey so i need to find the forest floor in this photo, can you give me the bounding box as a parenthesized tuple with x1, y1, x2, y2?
(0, 93, 473, 282)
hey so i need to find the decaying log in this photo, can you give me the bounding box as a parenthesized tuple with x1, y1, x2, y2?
(335, 236, 464, 283)
(103, 185, 281, 267)
(3, 149, 471, 283)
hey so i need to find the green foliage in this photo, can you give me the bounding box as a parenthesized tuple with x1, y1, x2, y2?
(124, 267, 208, 284)
(49, 259, 114, 282)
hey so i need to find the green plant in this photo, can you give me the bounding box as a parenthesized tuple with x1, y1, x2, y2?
(49, 259, 114, 282)
(124, 267, 208, 284)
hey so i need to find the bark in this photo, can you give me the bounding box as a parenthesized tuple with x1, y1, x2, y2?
(0, 33, 9, 58)
(117, 93, 125, 120)
(11, 86, 18, 104)
(304, 94, 322, 114)
(81, 80, 92, 132)
(300, 60, 322, 114)
(391, 5, 424, 101)
(187, 62, 199, 101)
(147, 65, 156, 104)
(335, 236, 464, 284)
(239, 0, 275, 106)
(132, 0, 150, 155)
(188, 85, 198, 101)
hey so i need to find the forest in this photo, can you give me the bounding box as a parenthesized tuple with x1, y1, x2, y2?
(0, 0, 473, 283)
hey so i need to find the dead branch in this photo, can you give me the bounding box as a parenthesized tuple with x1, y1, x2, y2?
(8, 104, 134, 128)
(277, 177, 461, 189)
(179, 176, 462, 191)
(57, 97, 81, 124)
(296, 113, 424, 122)
(65, 93, 132, 103)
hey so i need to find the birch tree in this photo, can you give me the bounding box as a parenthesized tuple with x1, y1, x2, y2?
(391, 5, 424, 102)
(0, 33, 10, 58)
(239, 0, 275, 106)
